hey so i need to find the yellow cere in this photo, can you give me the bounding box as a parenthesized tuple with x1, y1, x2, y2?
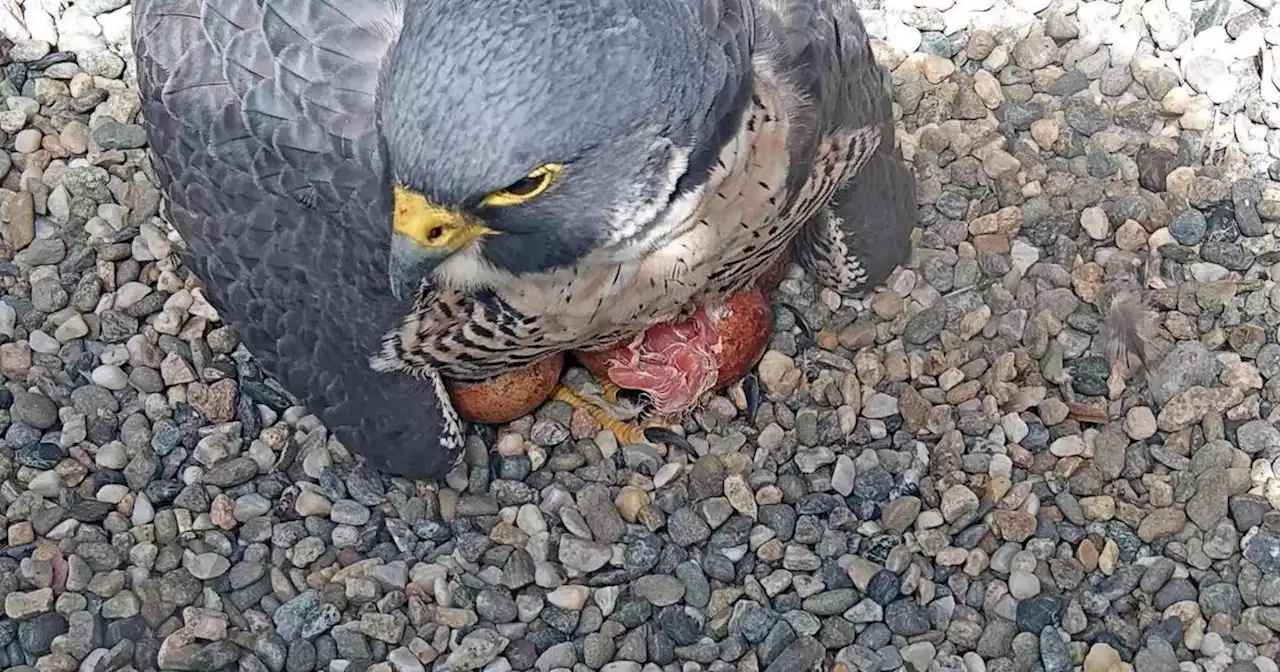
(393, 185, 497, 250)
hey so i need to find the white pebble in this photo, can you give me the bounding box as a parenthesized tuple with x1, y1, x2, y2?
(185, 552, 230, 580)
(1200, 632, 1225, 656)
(917, 511, 945, 529)
(91, 364, 129, 390)
(95, 443, 128, 470)
(517, 504, 547, 535)
(331, 525, 360, 548)
(1049, 435, 1085, 457)
(330, 500, 370, 526)
(248, 440, 276, 472)
(181, 466, 204, 485)
(99, 345, 130, 366)
(887, 22, 922, 53)
(114, 282, 153, 309)
(1008, 570, 1041, 599)
(831, 455, 856, 497)
(387, 647, 425, 672)
(1010, 550, 1038, 573)
(1001, 413, 1029, 444)
(301, 442, 332, 478)
(132, 493, 155, 526)
(653, 463, 682, 489)
(0, 302, 15, 338)
(257, 405, 279, 427)
(1011, 0, 1051, 12)
(989, 454, 1013, 479)
(54, 315, 89, 342)
(1081, 207, 1111, 240)
(295, 491, 332, 517)
(28, 330, 60, 354)
(546, 585, 589, 610)
(939, 368, 965, 391)
(14, 128, 42, 153)
(1189, 262, 1230, 282)
(96, 484, 130, 504)
(235, 494, 272, 521)
(862, 392, 899, 419)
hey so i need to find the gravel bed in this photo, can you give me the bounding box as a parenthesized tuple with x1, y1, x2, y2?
(2, 1, 1280, 672)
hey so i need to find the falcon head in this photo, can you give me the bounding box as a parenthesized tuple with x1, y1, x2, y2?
(378, 0, 753, 300)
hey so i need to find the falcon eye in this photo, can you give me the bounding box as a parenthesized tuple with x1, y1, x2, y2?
(504, 174, 545, 197)
(427, 227, 444, 241)
(482, 163, 563, 207)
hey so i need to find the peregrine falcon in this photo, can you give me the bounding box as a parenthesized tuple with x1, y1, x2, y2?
(134, 0, 917, 480)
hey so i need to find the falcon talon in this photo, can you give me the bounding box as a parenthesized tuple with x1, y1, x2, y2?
(642, 427, 695, 454)
(742, 371, 762, 425)
(774, 302, 815, 343)
(552, 384, 651, 446)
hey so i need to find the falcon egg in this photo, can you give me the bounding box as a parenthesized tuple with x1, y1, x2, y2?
(448, 353, 564, 424)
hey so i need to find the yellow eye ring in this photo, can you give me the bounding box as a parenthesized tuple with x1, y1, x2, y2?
(482, 163, 563, 207)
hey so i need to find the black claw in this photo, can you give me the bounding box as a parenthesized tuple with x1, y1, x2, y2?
(643, 427, 695, 454)
(742, 372, 761, 425)
(774, 301, 814, 343)
(616, 386, 648, 410)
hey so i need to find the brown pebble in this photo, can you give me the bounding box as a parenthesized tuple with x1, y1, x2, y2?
(615, 486, 649, 523)
(839, 322, 877, 350)
(992, 509, 1036, 542)
(211, 494, 236, 531)
(1077, 539, 1099, 571)
(972, 234, 1010, 255)
(1115, 220, 1148, 251)
(1030, 119, 1060, 149)
(870, 291, 904, 320)
(569, 407, 601, 440)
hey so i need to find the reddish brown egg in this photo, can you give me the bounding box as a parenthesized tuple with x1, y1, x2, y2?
(712, 287, 772, 389)
(448, 353, 565, 424)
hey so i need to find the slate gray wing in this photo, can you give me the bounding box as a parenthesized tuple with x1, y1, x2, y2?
(133, 0, 466, 480)
(666, 0, 758, 196)
(759, 0, 918, 293)
(792, 150, 916, 294)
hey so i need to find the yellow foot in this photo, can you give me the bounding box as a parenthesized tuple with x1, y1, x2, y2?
(553, 385, 692, 452)
(598, 379, 626, 406)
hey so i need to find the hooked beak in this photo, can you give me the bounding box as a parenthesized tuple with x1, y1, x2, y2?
(389, 185, 497, 301)
(389, 233, 448, 301)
